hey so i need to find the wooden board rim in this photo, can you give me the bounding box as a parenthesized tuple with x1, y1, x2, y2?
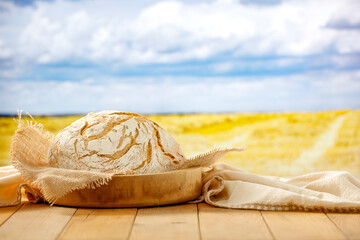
(53, 167, 202, 208)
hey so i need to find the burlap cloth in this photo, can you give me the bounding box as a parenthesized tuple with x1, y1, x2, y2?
(1, 117, 360, 211)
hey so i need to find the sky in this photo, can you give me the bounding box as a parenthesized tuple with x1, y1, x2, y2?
(0, 0, 359, 114)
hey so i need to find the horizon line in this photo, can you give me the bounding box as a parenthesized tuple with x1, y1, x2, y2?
(0, 108, 356, 117)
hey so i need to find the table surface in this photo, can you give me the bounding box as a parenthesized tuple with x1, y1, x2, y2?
(0, 201, 359, 240)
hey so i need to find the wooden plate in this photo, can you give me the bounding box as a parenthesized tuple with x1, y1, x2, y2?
(53, 167, 202, 208)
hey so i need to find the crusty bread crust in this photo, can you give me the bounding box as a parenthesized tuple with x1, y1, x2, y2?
(48, 111, 186, 174)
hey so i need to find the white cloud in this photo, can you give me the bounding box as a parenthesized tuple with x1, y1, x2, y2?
(1, 70, 359, 114)
(0, 39, 13, 59)
(0, 0, 359, 68)
(325, 0, 360, 29)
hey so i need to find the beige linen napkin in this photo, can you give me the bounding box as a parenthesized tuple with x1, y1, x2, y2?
(195, 163, 360, 212)
(0, 165, 25, 206)
(0, 165, 40, 207)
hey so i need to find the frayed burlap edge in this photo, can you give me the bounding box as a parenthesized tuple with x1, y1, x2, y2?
(10, 111, 115, 205)
(41, 173, 113, 205)
(184, 146, 245, 168)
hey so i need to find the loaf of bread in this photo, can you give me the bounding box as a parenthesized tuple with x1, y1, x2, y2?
(48, 111, 244, 174)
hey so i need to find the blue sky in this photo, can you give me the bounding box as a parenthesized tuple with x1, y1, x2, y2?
(0, 0, 360, 114)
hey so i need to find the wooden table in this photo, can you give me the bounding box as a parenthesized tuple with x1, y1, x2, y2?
(0, 201, 359, 240)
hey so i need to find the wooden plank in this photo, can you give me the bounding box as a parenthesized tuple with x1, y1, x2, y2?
(0, 203, 76, 240)
(327, 213, 360, 240)
(0, 202, 25, 226)
(58, 208, 137, 240)
(130, 204, 199, 240)
(198, 203, 273, 240)
(261, 211, 347, 240)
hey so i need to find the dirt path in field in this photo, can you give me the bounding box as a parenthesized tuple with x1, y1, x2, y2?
(213, 118, 285, 149)
(292, 113, 349, 173)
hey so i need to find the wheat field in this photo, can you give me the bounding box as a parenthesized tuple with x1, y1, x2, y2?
(1, 110, 359, 177)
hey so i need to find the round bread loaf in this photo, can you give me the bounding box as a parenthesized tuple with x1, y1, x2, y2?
(48, 111, 186, 174)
